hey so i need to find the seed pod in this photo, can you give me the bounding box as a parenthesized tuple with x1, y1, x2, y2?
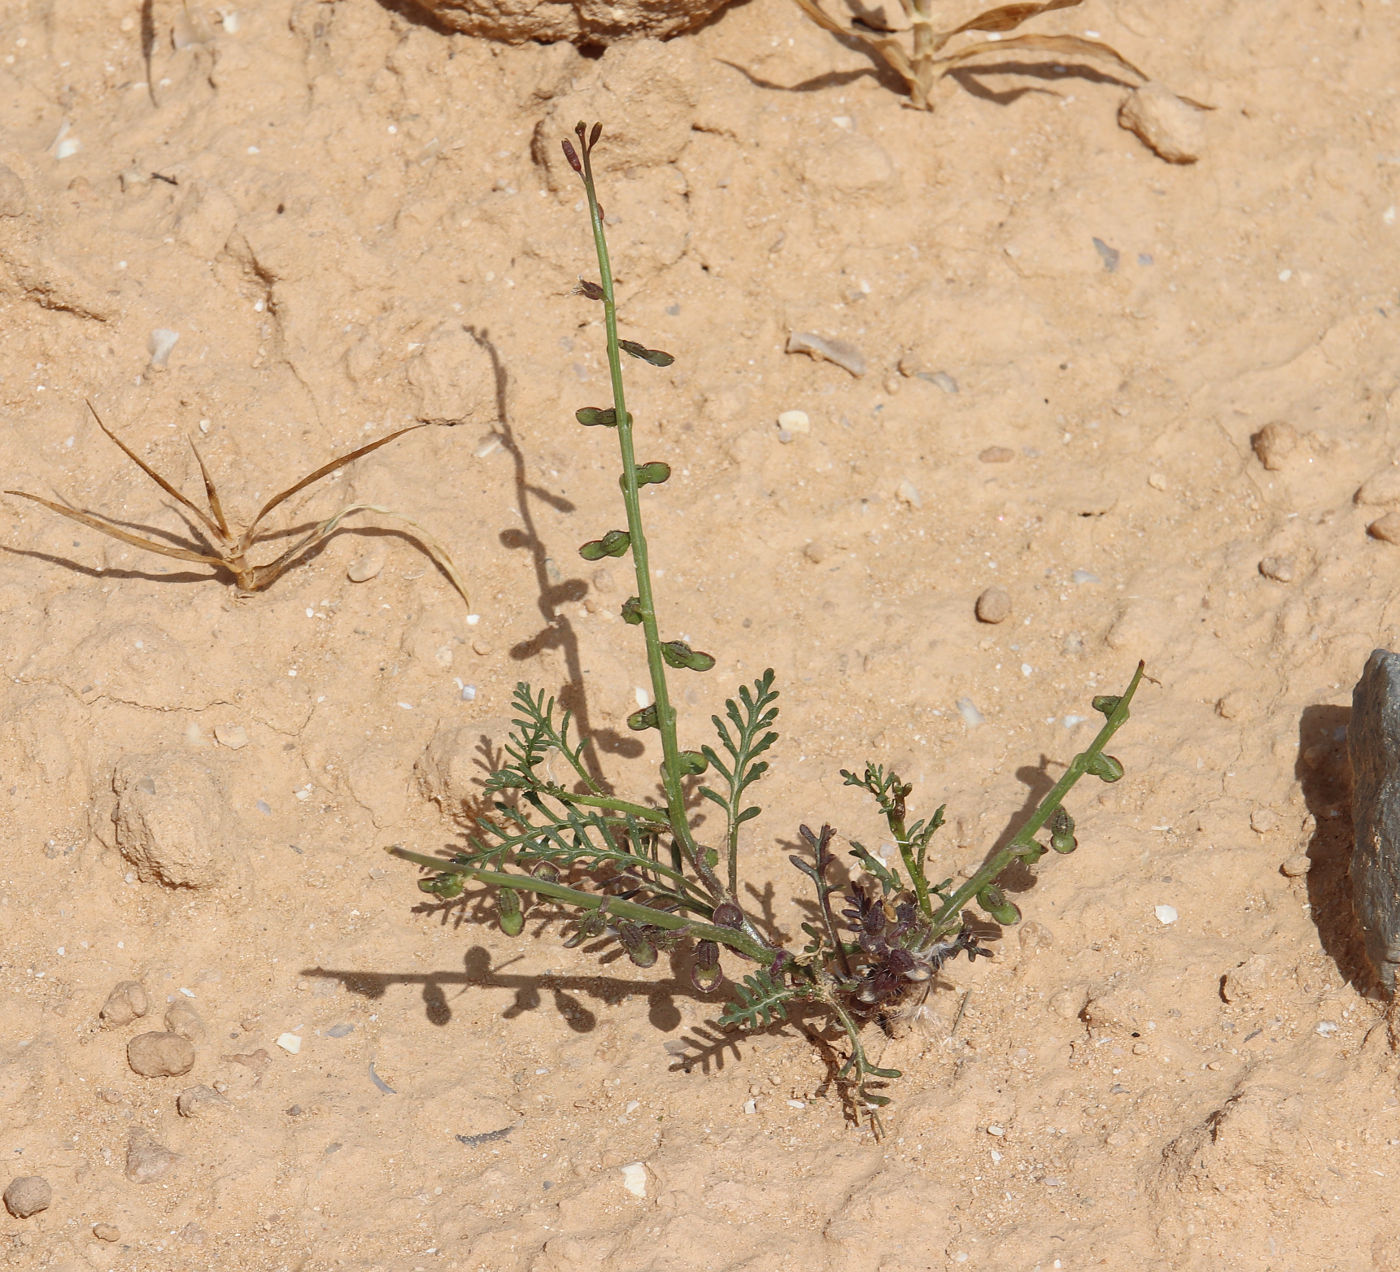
(691, 939, 723, 992)
(561, 139, 582, 173)
(679, 750, 709, 775)
(576, 407, 617, 427)
(627, 704, 659, 731)
(616, 921, 658, 968)
(620, 596, 643, 625)
(1087, 753, 1125, 782)
(562, 911, 607, 948)
(713, 901, 744, 929)
(626, 462, 671, 488)
(498, 888, 525, 937)
(418, 873, 464, 900)
(579, 529, 631, 561)
(1091, 693, 1121, 717)
(976, 885, 1021, 926)
(577, 278, 605, 301)
(618, 339, 675, 367)
(1049, 807, 1077, 853)
(661, 640, 716, 672)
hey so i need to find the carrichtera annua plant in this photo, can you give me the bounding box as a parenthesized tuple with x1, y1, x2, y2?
(392, 123, 1145, 1129)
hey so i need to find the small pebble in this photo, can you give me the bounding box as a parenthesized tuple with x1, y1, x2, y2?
(99, 979, 148, 1028)
(276, 1032, 302, 1054)
(214, 723, 249, 750)
(1118, 82, 1205, 163)
(1280, 853, 1311, 878)
(1071, 568, 1100, 585)
(92, 1223, 120, 1242)
(922, 371, 958, 394)
(147, 328, 180, 370)
(986, 1124, 1005, 1137)
(1147, 472, 1167, 491)
(176, 1085, 234, 1118)
(979, 446, 1015, 464)
(1316, 1021, 1339, 1038)
(125, 1129, 180, 1184)
(776, 409, 810, 435)
(895, 480, 922, 509)
(1368, 513, 1400, 545)
(786, 331, 865, 377)
(3, 1176, 51, 1219)
(1251, 421, 1298, 471)
(1092, 236, 1120, 272)
(803, 541, 829, 564)
(1249, 808, 1279, 834)
(956, 697, 984, 727)
(975, 587, 1012, 624)
(1258, 555, 1295, 583)
(619, 1162, 648, 1198)
(165, 1000, 206, 1042)
(1222, 954, 1272, 1003)
(346, 548, 386, 582)
(1154, 904, 1178, 925)
(127, 1031, 196, 1078)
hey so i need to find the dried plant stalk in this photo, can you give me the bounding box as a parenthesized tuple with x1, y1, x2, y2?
(5, 404, 470, 604)
(791, 0, 1161, 110)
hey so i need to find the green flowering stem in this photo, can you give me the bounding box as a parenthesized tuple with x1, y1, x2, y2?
(569, 128, 710, 890)
(388, 847, 775, 962)
(929, 660, 1145, 936)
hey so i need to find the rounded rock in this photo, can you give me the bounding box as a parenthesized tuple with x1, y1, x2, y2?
(3, 1176, 51, 1219)
(93, 1223, 120, 1242)
(164, 1000, 206, 1043)
(1250, 421, 1298, 471)
(397, 0, 726, 42)
(1258, 555, 1295, 583)
(1280, 853, 1312, 878)
(975, 587, 1013, 624)
(127, 1031, 196, 1078)
(99, 980, 149, 1028)
(1368, 513, 1400, 545)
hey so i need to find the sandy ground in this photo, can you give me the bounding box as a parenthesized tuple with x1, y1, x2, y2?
(2, 1, 1400, 1269)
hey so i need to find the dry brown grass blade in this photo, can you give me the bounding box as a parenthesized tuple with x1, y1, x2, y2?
(244, 422, 429, 541)
(933, 32, 1150, 87)
(241, 503, 471, 606)
(3, 489, 228, 568)
(935, 0, 1083, 51)
(789, 0, 918, 86)
(188, 438, 231, 539)
(84, 400, 223, 541)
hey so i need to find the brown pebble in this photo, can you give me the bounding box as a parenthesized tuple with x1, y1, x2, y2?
(127, 1031, 196, 1078)
(1118, 82, 1205, 163)
(164, 1000, 205, 1042)
(1249, 808, 1279, 834)
(1368, 512, 1400, 545)
(1250, 421, 1298, 471)
(3, 1176, 51, 1219)
(99, 980, 148, 1028)
(975, 587, 1012, 624)
(978, 446, 1015, 464)
(1258, 555, 1294, 582)
(1356, 470, 1400, 507)
(803, 541, 829, 564)
(1280, 853, 1312, 878)
(125, 1129, 180, 1184)
(92, 1223, 120, 1242)
(177, 1084, 234, 1119)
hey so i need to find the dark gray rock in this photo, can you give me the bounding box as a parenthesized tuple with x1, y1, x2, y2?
(1349, 649, 1400, 990)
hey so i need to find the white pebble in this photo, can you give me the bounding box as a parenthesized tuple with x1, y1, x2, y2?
(619, 1162, 647, 1197)
(1315, 1021, 1338, 1038)
(1071, 569, 1100, 584)
(276, 1032, 302, 1054)
(956, 697, 984, 727)
(777, 409, 811, 435)
(895, 480, 922, 508)
(1154, 904, 1178, 925)
(986, 1124, 1005, 1137)
(148, 328, 179, 369)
